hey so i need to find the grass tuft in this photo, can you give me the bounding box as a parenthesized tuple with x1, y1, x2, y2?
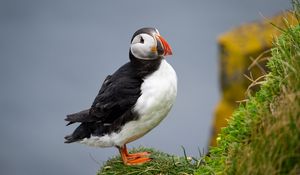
(98, 147, 199, 175)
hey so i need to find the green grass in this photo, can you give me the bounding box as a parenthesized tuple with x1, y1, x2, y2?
(98, 1, 300, 174)
(98, 147, 200, 175)
(196, 3, 300, 174)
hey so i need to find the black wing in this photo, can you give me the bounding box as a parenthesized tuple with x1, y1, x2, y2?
(90, 62, 142, 125)
(64, 62, 143, 143)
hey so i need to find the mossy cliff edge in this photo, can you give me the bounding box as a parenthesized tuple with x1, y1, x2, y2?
(196, 24, 300, 175)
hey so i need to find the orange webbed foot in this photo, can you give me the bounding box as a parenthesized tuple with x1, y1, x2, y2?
(126, 151, 151, 159)
(118, 145, 152, 166)
(125, 157, 152, 165)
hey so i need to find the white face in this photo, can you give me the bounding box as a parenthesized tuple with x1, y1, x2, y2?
(130, 33, 158, 60)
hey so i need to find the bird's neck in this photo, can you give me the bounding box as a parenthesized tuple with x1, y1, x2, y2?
(129, 51, 162, 78)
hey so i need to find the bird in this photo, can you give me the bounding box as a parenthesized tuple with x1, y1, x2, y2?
(64, 27, 177, 165)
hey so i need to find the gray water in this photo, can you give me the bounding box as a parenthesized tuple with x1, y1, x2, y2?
(0, 0, 289, 175)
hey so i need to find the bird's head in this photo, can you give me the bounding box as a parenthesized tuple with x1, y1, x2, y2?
(130, 27, 172, 60)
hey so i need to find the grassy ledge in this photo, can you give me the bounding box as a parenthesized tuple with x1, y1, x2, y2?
(99, 2, 300, 174)
(196, 3, 300, 174)
(98, 147, 199, 175)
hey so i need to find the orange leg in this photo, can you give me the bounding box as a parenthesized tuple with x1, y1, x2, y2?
(123, 144, 150, 159)
(118, 145, 152, 165)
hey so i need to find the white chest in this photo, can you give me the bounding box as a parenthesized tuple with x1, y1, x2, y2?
(113, 60, 177, 146)
(134, 59, 177, 117)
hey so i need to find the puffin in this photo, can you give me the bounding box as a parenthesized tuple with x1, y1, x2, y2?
(64, 27, 177, 165)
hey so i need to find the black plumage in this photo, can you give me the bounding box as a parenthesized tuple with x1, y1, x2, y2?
(64, 56, 162, 143)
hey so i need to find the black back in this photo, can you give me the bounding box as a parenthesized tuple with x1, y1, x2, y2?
(64, 57, 162, 143)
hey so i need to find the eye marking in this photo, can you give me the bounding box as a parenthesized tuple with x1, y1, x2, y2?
(140, 36, 144, 44)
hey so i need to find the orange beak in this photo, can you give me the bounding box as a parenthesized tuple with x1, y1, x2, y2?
(156, 35, 173, 56)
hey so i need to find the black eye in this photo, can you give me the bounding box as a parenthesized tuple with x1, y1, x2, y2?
(140, 36, 144, 44)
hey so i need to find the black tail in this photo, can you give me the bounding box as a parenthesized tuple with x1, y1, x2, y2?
(64, 109, 106, 143)
(65, 109, 95, 125)
(64, 109, 93, 143)
(64, 123, 92, 143)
